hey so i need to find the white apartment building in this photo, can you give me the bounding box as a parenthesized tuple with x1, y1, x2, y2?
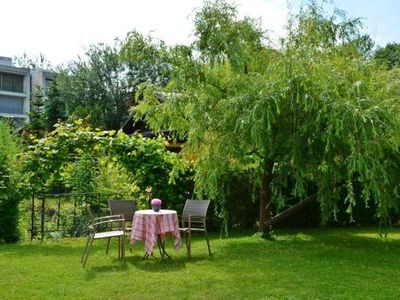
(0, 56, 30, 127)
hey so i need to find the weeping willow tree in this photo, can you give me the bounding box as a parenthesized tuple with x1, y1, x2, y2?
(121, 0, 400, 235)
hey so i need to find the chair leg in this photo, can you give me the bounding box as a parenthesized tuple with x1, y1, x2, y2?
(118, 237, 121, 260)
(157, 237, 162, 259)
(205, 229, 211, 256)
(121, 234, 125, 260)
(183, 231, 190, 258)
(157, 236, 171, 260)
(81, 235, 91, 263)
(128, 235, 132, 252)
(106, 238, 111, 254)
(187, 230, 192, 258)
(82, 236, 94, 268)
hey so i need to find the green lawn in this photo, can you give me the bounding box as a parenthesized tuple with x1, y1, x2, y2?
(1, 228, 400, 299)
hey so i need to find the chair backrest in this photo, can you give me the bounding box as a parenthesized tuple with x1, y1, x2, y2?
(108, 200, 136, 222)
(85, 204, 95, 222)
(182, 199, 210, 224)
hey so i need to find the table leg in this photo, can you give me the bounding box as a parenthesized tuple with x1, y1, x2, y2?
(142, 252, 151, 260)
(157, 235, 171, 260)
(141, 235, 172, 260)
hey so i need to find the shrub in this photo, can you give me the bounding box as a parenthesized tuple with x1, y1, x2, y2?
(111, 133, 195, 210)
(0, 120, 22, 242)
(21, 120, 196, 237)
(62, 153, 97, 195)
(94, 155, 146, 206)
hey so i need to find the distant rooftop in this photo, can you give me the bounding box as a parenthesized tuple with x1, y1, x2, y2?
(0, 56, 12, 67)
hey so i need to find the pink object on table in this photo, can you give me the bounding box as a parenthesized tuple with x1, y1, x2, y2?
(130, 209, 181, 255)
(150, 198, 162, 206)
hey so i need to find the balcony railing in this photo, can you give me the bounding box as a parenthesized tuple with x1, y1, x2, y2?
(0, 85, 25, 94)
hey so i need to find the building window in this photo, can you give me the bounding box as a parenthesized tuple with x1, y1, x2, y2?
(0, 95, 24, 114)
(0, 73, 24, 93)
(44, 78, 53, 95)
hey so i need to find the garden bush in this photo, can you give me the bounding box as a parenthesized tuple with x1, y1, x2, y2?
(21, 120, 195, 238)
(94, 155, 144, 204)
(0, 120, 22, 242)
(111, 132, 195, 210)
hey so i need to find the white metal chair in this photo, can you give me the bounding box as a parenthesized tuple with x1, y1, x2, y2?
(81, 209, 126, 268)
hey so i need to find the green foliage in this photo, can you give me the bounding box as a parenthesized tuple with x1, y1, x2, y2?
(41, 78, 66, 131)
(22, 119, 193, 211)
(0, 121, 22, 242)
(41, 35, 174, 131)
(54, 42, 132, 130)
(193, 0, 264, 71)
(110, 132, 194, 209)
(374, 42, 400, 69)
(21, 120, 194, 238)
(26, 87, 46, 133)
(94, 155, 144, 205)
(127, 0, 400, 231)
(61, 153, 97, 194)
(120, 31, 170, 88)
(278, 3, 400, 223)
(217, 172, 259, 231)
(22, 119, 115, 195)
(13, 53, 53, 70)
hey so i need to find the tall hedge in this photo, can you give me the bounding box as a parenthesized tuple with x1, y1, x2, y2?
(0, 120, 21, 243)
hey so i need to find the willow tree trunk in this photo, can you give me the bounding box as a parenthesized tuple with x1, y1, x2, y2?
(263, 193, 318, 229)
(258, 161, 274, 233)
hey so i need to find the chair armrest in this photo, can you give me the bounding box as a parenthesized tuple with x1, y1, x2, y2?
(92, 214, 124, 222)
(90, 217, 126, 233)
(92, 218, 125, 226)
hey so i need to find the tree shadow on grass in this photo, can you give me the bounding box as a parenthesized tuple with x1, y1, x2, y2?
(122, 236, 215, 272)
(0, 241, 83, 258)
(215, 227, 400, 270)
(272, 227, 400, 253)
(223, 227, 400, 250)
(123, 252, 212, 273)
(84, 261, 129, 280)
(83, 252, 212, 279)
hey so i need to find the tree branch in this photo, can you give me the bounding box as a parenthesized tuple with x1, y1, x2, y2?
(263, 192, 318, 229)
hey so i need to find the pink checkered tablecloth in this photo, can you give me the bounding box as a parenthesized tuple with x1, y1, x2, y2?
(130, 209, 181, 255)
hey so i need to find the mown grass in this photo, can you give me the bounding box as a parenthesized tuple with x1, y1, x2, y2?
(1, 228, 400, 299)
